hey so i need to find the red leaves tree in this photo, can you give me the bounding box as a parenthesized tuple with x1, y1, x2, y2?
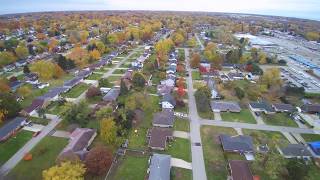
(86, 86, 101, 98)
(176, 64, 185, 73)
(85, 146, 113, 176)
(199, 65, 208, 74)
(176, 77, 185, 88)
(177, 86, 186, 98)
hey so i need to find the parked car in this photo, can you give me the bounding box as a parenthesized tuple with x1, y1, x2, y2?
(255, 112, 261, 116)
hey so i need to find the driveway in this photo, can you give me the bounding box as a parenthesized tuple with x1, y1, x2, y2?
(173, 131, 190, 139)
(249, 110, 265, 124)
(171, 158, 192, 170)
(214, 112, 222, 121)
(52, 130, 71, 139)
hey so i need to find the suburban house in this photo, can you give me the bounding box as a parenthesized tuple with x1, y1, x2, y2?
(160, 79, 175, 88)
(301, 104, 320, 114)
(308, 141, 320, 155)
(161, 94, 176, 110)
(15, 60, 27, 67)
(25, 73, 39, 84)
(3, 64, 16, 72)
(148, 154, 171, 180)
(228, 160, 254, 180)
(157, 84, 173, 96)
(220, 134, 254, 154)
(21, 98, 46, 117)
(9, 81, 23, 92)
(147, 127, 173, 150)
(249, 101, 276, 114)
(272, 103, 294, 113)
(279, 144, 312, 158)
(152, 110, 175, 128)
(0, 117, 27, 142)
(38, 86, 69, 102)
(227, 72, 244, 80)
(59, 128, 97, 160)
(103, 87, 120, 102)
(210, 101, 241, 113)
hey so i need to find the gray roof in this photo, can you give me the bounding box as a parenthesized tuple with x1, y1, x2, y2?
(162, 94, 176, 107)
(272, 103, 294, 112)
(220, 134, 254, 152)
(249, 101, 275, 113)
(0, 117, 26, 140)
(152, 110, 175, 127)
(148, 154, 171, 180)
(103, 88, 120, 102)
(211, 101, 241, 112)
(38, 86, 69, 100)
(280, 144, 312, 157)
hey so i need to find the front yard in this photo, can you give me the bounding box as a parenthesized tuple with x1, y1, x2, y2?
(86, 73, 103, 80)
(8, 136, 68, 180)
(192, 71, 201, 80)
(160, 138, 191, 162)
(174, 118, 190, 132)
(221, 109, 256, 124)
(0, 130, 33, 165)
(62, 83, 89, 98)
(171, 167, 192, 180)
(262, 113, 298, 127)
(301, 133, 320, 142)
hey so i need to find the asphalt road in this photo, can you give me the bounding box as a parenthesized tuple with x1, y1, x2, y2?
(195, 33, 205, 50)
(185, 48, 207, 180)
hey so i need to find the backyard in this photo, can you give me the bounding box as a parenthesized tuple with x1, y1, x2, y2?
(221, 109, 256, 124)
(301, 133, 320, 142)
(171, 167, 192, 180)
(8, 136, 68, 180)
(0, 130, 33, 165)
(192, 71, 201, 80)
(111, 155, 148, 180)
(201, 126, 238, 180)
(86, 73, 103, 80)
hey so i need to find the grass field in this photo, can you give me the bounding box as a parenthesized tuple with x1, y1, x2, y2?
(161, 138, 191, 162)
(8, 136, 68, 180)
(112, 69, 126, 74)
(301, 134, 320, 142)
(262, 113, 298, 127)
(201, 126, 238, 180)
(174, 118, 190, 132)
(171, 167, 192, 180)
(106, 75, 120, 83)
(198, 110, 215, 119)
(0, 130, 33, 165)
(221, 109, 256, 124)
(62, 83, 89, 98)
(45, 101, 65, 115)
(112, 155, 148, 180)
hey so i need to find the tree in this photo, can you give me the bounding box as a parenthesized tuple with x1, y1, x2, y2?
(176, 64, 185, 73)
(0, 78, 10, 92)
(61, 101, 91, 127)
(23, 65, 30, 74)
(132, 72, 146, 89)
(0, 93, 21, 119)
(85, 146, 113, 176)
(125, 92, 149, 111)
(172, 33, 185, 46)
(100, 118, 117, 144)
(194, 86, 211, 112)
(286, 159, 310, 180)
(17, 85, 32, 97)
(99, 78, 111, 88)
(204, 42, 222, 66)
(177, 87, 185, 99)
(187, 37, 197, 47)
(54, 54, 75, 71)
(4, 38, 19, 51)
(235, 87, 245, 99)
(305, 31, 320, 41)
(190, 53, 200, 68)
(155, 38, 174, 67)
(86, 86, 101, 98)
(89, 49, 101, 62)
(120, 79, 129, 96)
(30, 60, 64, 80)
(260, 68, 282, 89)
(0, 109, 8, 125)
(48, 38, 59, 53)
(258, 52, 267, 64)
(0, 51, 17, 67)
(95, 106, 113, 120)
(67, 47, 89, 68)
(15, 41, 29, 59)
(176, 77, 185, 88)
(42, 161, 85, 180)
(80, 31, 89, 44)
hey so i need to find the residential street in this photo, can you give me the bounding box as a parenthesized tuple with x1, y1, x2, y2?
(185, 48, 207, 180)
(195, 33, 205, 50)
(0, 115, 61, 177)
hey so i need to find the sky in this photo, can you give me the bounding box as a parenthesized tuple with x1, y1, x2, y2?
(1, 0, 320, 20)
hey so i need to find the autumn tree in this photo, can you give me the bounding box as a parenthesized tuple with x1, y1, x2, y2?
(86, 86, 101, 98)
(204, 42, 222, 67)
(258, 52, 267, 64)
(30, 60, 64, 80)
(0, 93, 21, 119)
(48, 38, 59, 53)
(125, 92, 149, 111)
(155, 38, 174, 68)
(61, 101, 91, 127)
(80, 31, 89, 44)
(260, 68, 282, 89)
(190, 53, 200, 68)
(17, 85, 32, 97)
(187, 37, 197, 47)
(67, 47, 89, 68)
(100, 118, 117, 144)
(0, 109, 8, 124)
(85, 146, 113, 176)
(95, 106, 113, 120)
(89, 49, 101, 62)
(0, 51, 17, 67)
(15, 41, 29, 60)
(0, 78, 10, 92)
(42, 161, 85, 180)
(172, 32, 185, 46)
(177, 87, 186, 99)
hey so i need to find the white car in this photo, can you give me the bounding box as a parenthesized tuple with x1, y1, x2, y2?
(38, 83, 49, 89)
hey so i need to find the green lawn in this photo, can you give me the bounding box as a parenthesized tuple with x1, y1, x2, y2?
(175, 105, 189, 114)
(242, 129, 289, 147)
(146, 85, 157, 94)
(8, 136, 68, 180)
(62, 83, 89, 98)
(193, 81, 206, 89)
(192, 71, 201, 80)
(94, 68, 109, 74)
(174, 118, 190, 132)
(301, 134, 320, 142)
(29, 117, 49, 126)
(86, 95, 103, 104)
(221, 109, 256, 124)
(20, 86, 50, 108)
(262, 113, 298, 127)
(120, 63, 131, 68)
(112, 69, 126, 74)
(171, 167, 192, 180)
(0, 130, 33, 165)
(86, 73, 103, 80)
(198, 110, 215, 119)
(161, 138, 191, 162)
(201, 126, 238, 180)
(107, 75, 120, 83)
(112, 155, 148, 180)
(45, 101, 65, 115)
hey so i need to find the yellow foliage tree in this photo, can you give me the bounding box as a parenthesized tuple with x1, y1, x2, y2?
(80, 31, 89, 44)
(258, 52, 267, 64)
(155, 38, 174, 67)
(89, 49, 101, 61)
(0, 109, 8, 124)
(17, 85, 32, 97)
(67, 47, 89, 68)
(15, 42, 29, 59)
(100, 118, 117, 144)
(42, 161, 86, 180)
(48, 38, 59, 53)
(30, 60, 64, 80)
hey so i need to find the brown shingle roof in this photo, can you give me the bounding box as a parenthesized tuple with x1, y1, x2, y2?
(229, 160, 253, 180)
(147, 127, 173, 150)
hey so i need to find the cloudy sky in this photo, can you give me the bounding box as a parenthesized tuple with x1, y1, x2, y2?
(1, 0, 320, 20)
